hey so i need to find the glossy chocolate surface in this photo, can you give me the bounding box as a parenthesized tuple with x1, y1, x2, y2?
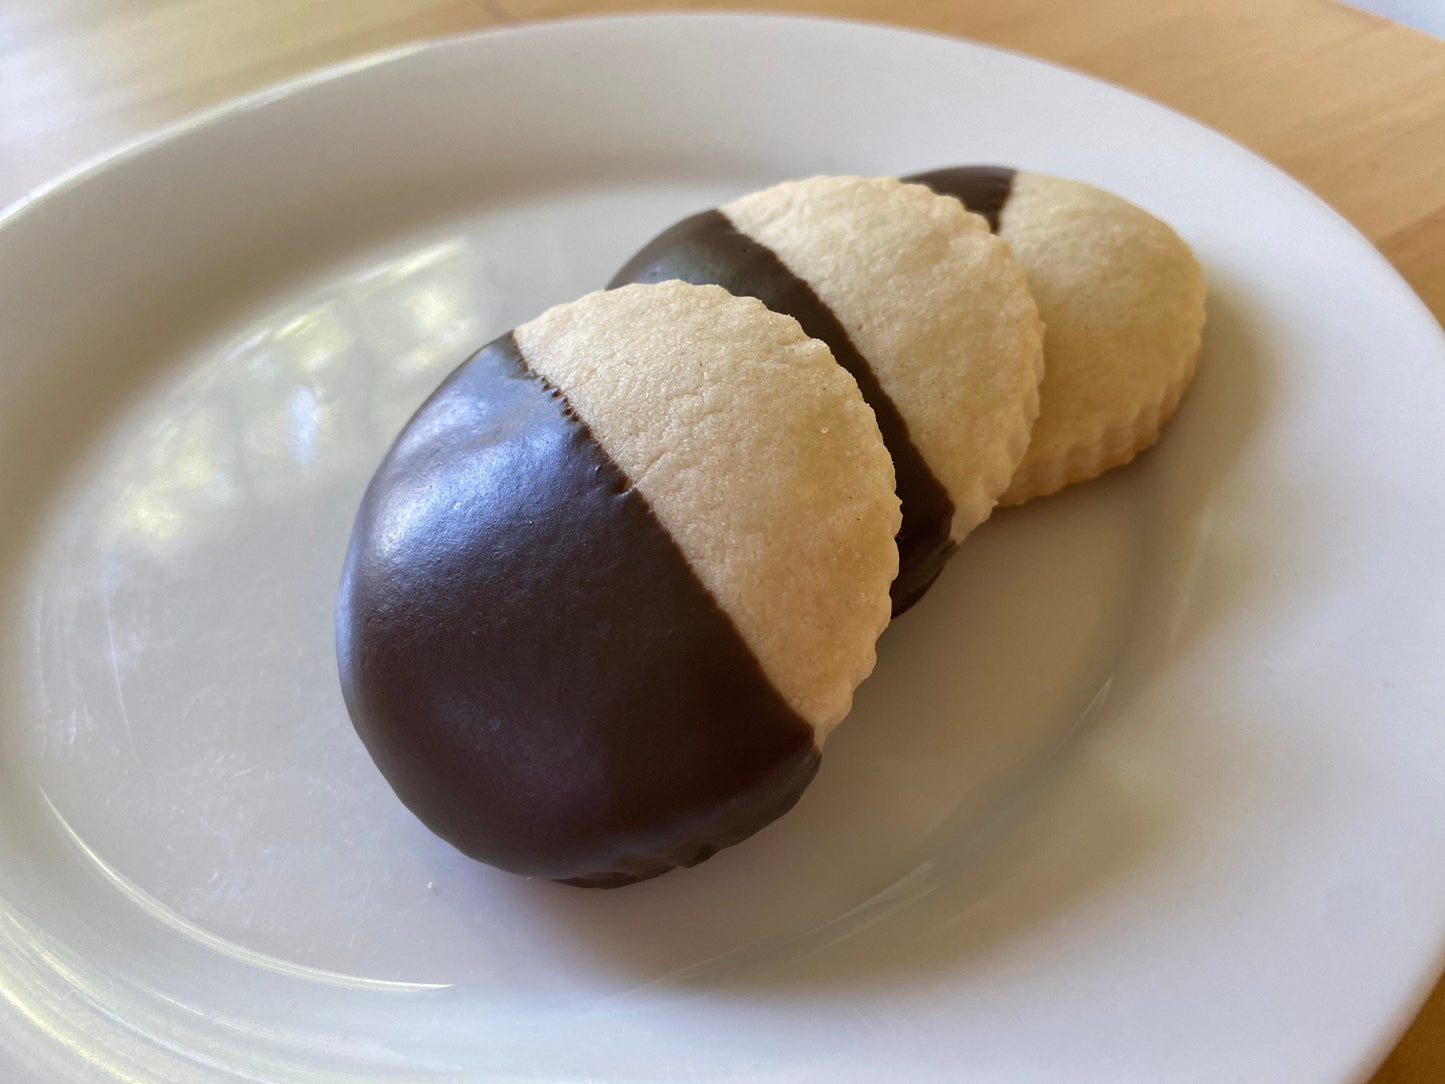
(905, 166, 1018, 233)
(336, 333, 819, 887)
(610, 209, 955, 615)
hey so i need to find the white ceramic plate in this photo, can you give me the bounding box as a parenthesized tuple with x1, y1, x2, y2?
(2, 13, 1444, 1083)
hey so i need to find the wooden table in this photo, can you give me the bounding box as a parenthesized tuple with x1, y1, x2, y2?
(1, 1, 1441, 1079)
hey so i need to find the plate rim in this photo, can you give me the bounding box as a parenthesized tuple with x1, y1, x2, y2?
(2, 8, 1441, 351)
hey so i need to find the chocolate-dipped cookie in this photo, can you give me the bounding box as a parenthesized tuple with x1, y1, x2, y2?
(610, 175, 1043, 614)
(336, 282, 900, 887)
(908, 167, 1207, 505)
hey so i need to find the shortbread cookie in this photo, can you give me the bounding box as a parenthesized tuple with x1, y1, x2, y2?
(908, 167, 1207, 504)
(611, 175, 1043, 613)
(336, 282, 900, 887)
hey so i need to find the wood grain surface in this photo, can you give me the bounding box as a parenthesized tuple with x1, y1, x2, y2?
(1, 1, 1442, 1080)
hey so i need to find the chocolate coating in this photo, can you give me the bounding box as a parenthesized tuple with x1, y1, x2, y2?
(336, 333, 819, 887)
(609, 210, 954, 615)
(905, 166, 1018, 233)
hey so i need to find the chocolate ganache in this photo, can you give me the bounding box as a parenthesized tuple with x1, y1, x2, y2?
(336, 333, 819, 887)
(905, 166, 1018, 233)
(609, 210, 955, 615)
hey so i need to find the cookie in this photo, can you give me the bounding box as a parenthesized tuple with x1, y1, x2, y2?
(610, 175, 1043, 614)
(908, 167, 1207, 505)
(336, 282, 900, 887)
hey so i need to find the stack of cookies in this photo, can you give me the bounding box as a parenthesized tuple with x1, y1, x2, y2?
(336, 167, 1206, 888)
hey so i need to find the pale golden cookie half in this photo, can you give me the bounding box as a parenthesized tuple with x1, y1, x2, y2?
(908, 167, 1207, 505)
